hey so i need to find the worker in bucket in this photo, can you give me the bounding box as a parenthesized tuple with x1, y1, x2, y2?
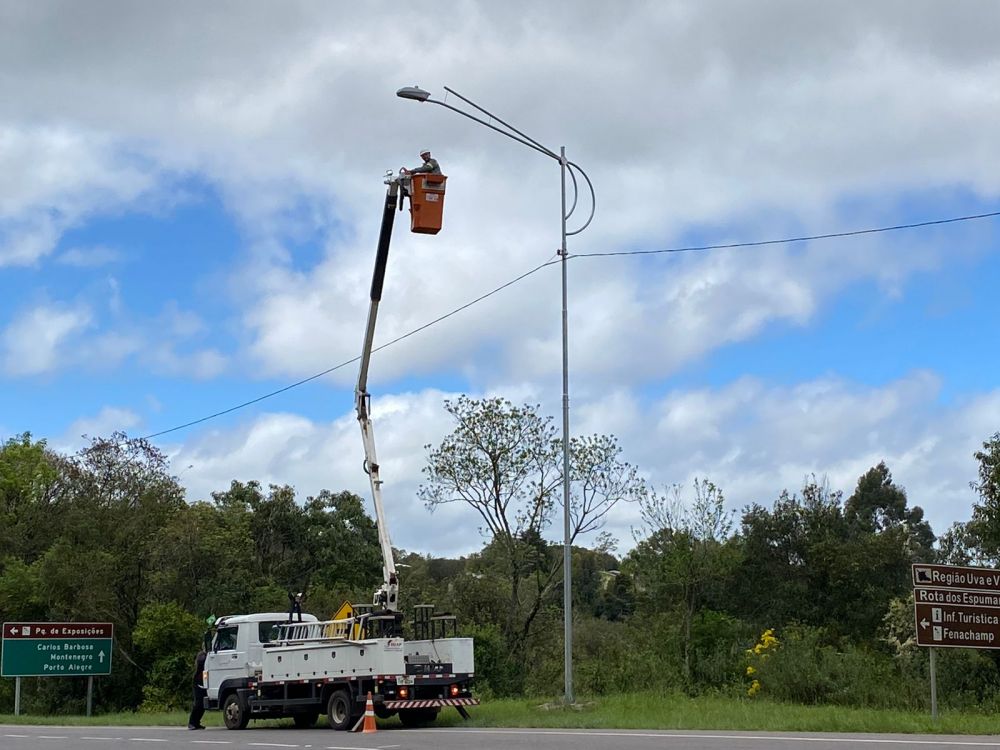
(405, 148, 441, 176)
(400, 149, 440, 200)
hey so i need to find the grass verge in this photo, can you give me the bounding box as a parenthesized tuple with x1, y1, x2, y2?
(3, 693, 1000, 734)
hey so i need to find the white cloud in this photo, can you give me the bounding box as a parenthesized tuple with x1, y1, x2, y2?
(57, 245, 122, 268)
(0, 295, 227, 379)
(57, 406, 142, 453)
(0, 126, 165, 267)
(0, 303, 92, 375)
(146, 345, 227, 380)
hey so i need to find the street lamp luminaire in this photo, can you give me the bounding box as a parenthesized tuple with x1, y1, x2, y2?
(397, 84, 595, 704)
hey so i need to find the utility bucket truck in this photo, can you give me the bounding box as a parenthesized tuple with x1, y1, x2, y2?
(202, 169, 475, 731)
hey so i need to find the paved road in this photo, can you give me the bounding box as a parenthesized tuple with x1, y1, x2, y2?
(4, 725, 1000, 750)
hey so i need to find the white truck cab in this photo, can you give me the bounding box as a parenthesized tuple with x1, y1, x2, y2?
(205, 613, 318, 703)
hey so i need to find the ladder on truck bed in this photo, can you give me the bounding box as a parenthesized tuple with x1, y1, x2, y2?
(271, 610, 402, 644)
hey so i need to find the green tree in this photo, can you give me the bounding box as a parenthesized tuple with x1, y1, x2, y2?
(845, 461, 934, 557)
(419, 397, 644, 655)
(150, 500, 255, 616)
(970, 433, 1000, 560)
(937, 521, 980, 565)
(730, 478, 847, 631)
(732, 467, 930, 642)
(418, 396, 561, 648)
(301, 490, 381, 602)
(627, 479, 735, 681)
(0, 433, 60, 562)
(568, 434, 646, 538)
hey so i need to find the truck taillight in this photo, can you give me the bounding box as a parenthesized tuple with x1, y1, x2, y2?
(450, 684, 459, 697)
(398, 687, 409, 698)
(202, 671, 208, 685)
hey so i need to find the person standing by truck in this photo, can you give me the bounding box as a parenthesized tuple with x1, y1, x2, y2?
(188, 647, 208, 730)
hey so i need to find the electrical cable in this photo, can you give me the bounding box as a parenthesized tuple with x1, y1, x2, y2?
(141, 256, 560, 439)
(573, 210, 1000, 258)
(142, 208, 999, 440)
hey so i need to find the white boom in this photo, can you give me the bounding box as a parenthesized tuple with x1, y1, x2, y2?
(356, 174, 401, 611)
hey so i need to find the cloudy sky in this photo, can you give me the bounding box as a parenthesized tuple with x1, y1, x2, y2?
(2, 1, 999, 557)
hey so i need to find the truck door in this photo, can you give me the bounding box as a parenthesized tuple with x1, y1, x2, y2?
(205, 624, 245, 699)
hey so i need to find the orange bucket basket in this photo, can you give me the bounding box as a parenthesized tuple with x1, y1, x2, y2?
(410, 173, 447, 234)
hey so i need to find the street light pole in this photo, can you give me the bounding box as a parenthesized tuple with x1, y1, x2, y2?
(558, 145, 573, 704)
(397, 85, 595, 704)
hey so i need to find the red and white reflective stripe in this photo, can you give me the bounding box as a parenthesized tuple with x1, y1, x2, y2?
(383, 697, 480, 709)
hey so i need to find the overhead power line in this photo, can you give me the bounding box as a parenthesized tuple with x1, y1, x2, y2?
(574, 211, 1000, 258)
(142, 208, 999, 440)
(142, 257, 560, 439)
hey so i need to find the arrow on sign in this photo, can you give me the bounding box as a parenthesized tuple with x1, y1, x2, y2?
(9, 627, 18, 636)
(98, 651, 105, 663)
(920, 619, 930, 629)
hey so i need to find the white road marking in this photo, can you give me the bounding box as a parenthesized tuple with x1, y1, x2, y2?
(192, 742, 232, 745)
(37, 736, 68, 740)
(4, 735, 31, 738)
(128, 739, 169, 743)
(82, 738, 121, 741)
(423, 729, 1000, 746)
(248, 744, 300, 748)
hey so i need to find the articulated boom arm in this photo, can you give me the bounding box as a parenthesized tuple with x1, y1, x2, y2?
(356, 174, 401, 612)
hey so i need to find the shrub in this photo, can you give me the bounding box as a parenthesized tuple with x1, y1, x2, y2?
(750, 625, 916, 708)
(133, 602, 204, 711)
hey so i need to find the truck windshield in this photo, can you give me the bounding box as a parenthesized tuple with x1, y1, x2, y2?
(214, 626, 237, 651)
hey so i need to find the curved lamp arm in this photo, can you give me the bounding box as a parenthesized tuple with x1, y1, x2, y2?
(397, 85, 596, 237)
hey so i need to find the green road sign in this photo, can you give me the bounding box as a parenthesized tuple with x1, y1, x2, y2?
(2, 622, 113, 677)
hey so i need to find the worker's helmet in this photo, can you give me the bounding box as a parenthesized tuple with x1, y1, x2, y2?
(420, 148, 431, 156)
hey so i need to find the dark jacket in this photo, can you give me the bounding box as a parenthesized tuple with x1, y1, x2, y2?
(193, 649, 207, 688)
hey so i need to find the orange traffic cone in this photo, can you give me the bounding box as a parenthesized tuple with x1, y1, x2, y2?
(357, 692, 376, 733)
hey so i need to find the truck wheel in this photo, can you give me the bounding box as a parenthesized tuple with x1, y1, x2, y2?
(326, 689, 354, 731)
(293, 712, 319, 728)
(399, 707, 438, 727)
(222, 693, 250, 730)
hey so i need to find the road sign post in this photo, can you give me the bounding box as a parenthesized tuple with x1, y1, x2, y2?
(2, 622, 113, 677)
(929, 647, 938, 721)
